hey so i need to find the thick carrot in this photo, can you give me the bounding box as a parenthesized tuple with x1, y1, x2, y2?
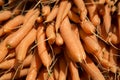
(0, 68, 29, 80)
(0, 10, 12, 22)
(80, 56, 105, 80)
(16, 28, 36, 63)
(0, 53, 33, 69)
(69, 61, 80, 80)
(45, 6, 58, 23)
(60, 17, 86, 62)
(26, 51, 42, 80)
(72, 0, 87, 20)
(55, 33, 64, 46)
(37, 25, 51, 69)
(103, 4, 111, 33)
(42, 5, 51, 16)
(6, 9, 39, 48)
(68, 10, 80, 23)
(55, 0, 68, 33)
(79, 29, 101, 53)
(3, 15, 24, 33)
(59, 56, 67, 80)
(46, 23, 56, 45)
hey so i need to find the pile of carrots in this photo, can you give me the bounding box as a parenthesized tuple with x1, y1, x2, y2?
(0, 0, 120, 80)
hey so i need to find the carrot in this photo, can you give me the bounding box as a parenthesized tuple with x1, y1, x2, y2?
(0, 53, 33, 69)
(26, 51, 42, 80)
(69, 61, 80, 80)
(58, 56, 68, 80)
(53, 61, 59, 80)
(103, 4, 111, 33)
(79, 29, 101, 53)
(0, 10, 12, 22)
(3, 15, 24, 33)
(42, 5, 51, 16)
(107, 32, 119, 44)
(37, 25, 51, 69)
(80, 56, 105, 80)
(62, 2, 72, 20)
(102, 48, 109, 61)
(55, 33, 64, 46)
(55, 0, 68, 33)
(80, 18, 95, 34)
(45, 6, 58, 23)
(16, 28, 36, 63)
(6, 9, 39, 48)
(4, 50, 15, 60)
(71, 23, 80, 38)
(86, 0, 100, 26)
(60, 17, 86, 62)
(46, 23, 56, 45)
(0, 68, 29, 80)
(68, 10, 80, 23)
(0, 34, 13, 62)
(73, 0, 87, 20)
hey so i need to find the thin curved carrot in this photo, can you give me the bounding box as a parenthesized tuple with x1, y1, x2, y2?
(42, 5, 51, 16)
(3, 15, 24, 33)
(37, 25, 52, 69)
(6, 9, 39, 48)
(16, 28, 37, 63)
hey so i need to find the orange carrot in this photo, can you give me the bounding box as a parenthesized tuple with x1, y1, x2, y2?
(71, 6, 80, 14)
(79, 29, 101, 53)
(80, 18, 95, 34)
(68, 10, 80, 23)
(0, 53, 33, 69)
(45, 6, 58, 23)
(46, 23, 56, 45)
(73, 0, 87, 20)
(42, 5, 51, 16)
(69, 61, 80, 80)
(37, 25, 51, 69)
(0, 10, 12, 22)
(4, 50, 15, 60)
(55, 33, 64, 46)
(62, 2, 72, 20)
(26, 51, 42, 80)
(59, 56, 68, 80)
(3, 15, 24, 33)
(16, 28, 36, 63)
(80, 56, 105, 80)
(55, 0, 68, 33)
(0, 68, 29, 80)
(103, 4, 111, 33)
(6, 9, 39, 48)
(53, 44, 61, 55)
(60, 17, 86, 62)
(0, 28, 4, 37)
(36, 16, 43, 23)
